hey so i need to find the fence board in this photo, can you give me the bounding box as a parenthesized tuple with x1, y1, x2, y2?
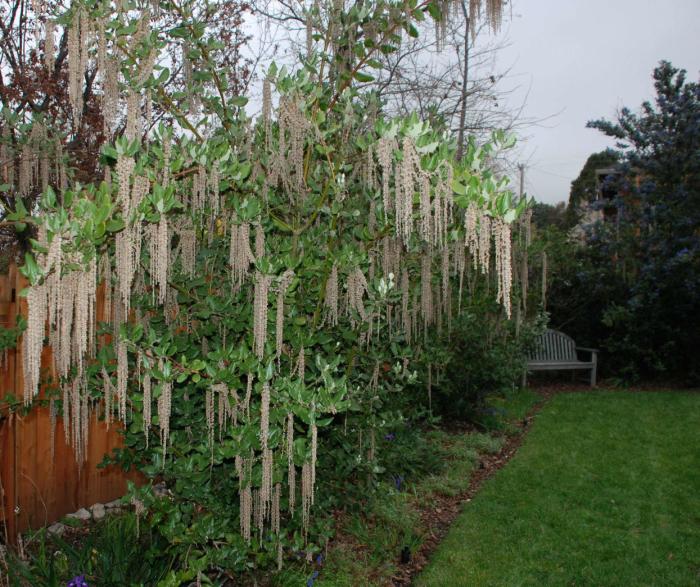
(0, 264, 140, 544)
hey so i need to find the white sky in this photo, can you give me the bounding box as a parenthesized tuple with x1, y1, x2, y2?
(492, 0, 700, 205)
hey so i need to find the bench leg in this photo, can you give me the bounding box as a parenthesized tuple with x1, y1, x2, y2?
(521, 369, 527, 389)
(590, 365, 597, 387)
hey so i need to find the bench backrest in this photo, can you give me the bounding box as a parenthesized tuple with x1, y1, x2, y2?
(529, 329, 577, 362)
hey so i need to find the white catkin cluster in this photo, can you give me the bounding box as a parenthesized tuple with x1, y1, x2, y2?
(364, 144, 377, 192)
(301, 461, 312, 537)
(23, 283, 46, 403)
(464, 203, 479, 266)
(157, 365, 172, 461)
(477, 212, 491, 274)
(421, 253, 434, 329)
(253, 272, 271, 358)
(275, 270, 295, 358)
(286, 413, 295, 514)
(297, 346, 305, 382)
(324, 262, 339, 326)
(255, 224, 265, 261)
(68, 8, 89, 124)
(277, 96, 309, 194)
(441, 246, 450, 316)
(209, 166, 220, 217)
(237, 455, 252, 543)
(401, 269, 411, 342)
(206, 387, 215, 447)
(346, 267, 368, 324)
(310, 423, 318, 505)
(44, 19, 55, 70)
(125, 90, 141, 142)
(155, 216, 169, 304)
(192, 166, 208, 213)
(229, 218, 254, 289)
(103, 58, 120, 135)
(117, 338, 128, 421)
(397, 136, 420, 244)
(272, 483, 281, 535)
(262, 78, 272, 150)
(142, 364, 151, 446)
(377, 136, 396, 215)
(419, 174, 432, 243)
(453, 241, 467, 313)
(493, 218, 513, 317)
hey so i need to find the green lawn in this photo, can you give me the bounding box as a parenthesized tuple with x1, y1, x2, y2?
(417, 391, 700, 587)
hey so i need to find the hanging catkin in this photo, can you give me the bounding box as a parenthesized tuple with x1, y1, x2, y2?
(103, 58, 119, 135)
(420, 254, 434, 328)
(324, 262, 339, 326)
(397, 136, 419, 244)
(465, 202, 479, 264)
(477, 212, 491, 274)
(117, 338, 128, 422)
(155, 215, 169, 304)
(157, 359, 172, 461)
(262, 77, 272, 151)
(23, 283, 46, 402)
(229, 218, 254, 288)
(419, 174, 432, 243)
(67, 8, 84, 123)
(310, 423, 317, 505)
(286, 412, 295, 514)
(206, 386, 215, 447)
(253, 272, 271, 358)
(44, 19, 55, 70)
(272, 483, 281, 534)
(347, 267, 368, 323)
(301, 461, 312, 537)
(125, 90, 141, 142)
(275, 270, 294, 358)
(255, 223, 265, 260)
(142, 366, 151, 446)
(400, 268, 411, 341)
(376, 136, 395, 215)
(493, 218, 512, 317)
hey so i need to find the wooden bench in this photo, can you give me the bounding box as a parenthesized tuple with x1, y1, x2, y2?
(523, 329, 598, 386)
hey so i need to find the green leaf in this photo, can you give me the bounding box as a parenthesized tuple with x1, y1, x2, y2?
(353, 71, 375, 83)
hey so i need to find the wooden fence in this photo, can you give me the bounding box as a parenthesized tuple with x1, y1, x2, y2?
(0, 264, 138, 544)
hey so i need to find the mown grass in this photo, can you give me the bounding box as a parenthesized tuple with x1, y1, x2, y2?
(417, 391, 700, 587)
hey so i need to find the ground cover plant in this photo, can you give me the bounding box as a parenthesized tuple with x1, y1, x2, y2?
(417, 390, 700, 586)
(0, 0, 539, 582)
(267, 387, 541, 586)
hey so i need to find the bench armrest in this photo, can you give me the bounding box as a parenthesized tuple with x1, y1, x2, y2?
(576, 347, 598, 362)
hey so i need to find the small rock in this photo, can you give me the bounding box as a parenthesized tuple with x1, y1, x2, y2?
(67, 508, 91, 521)
(47, 523, 67, 536)
(153, 482, 169, 497)
(91, 503, 106, 520)
(104, 499, 122, 509)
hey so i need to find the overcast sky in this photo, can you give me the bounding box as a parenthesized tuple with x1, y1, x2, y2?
(492, 0, 700, 205)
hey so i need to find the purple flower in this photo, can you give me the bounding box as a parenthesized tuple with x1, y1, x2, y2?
(316, 553, 324, 565)
(393, 475, 404, 491)
(67, 576, 88, 587)
(306, 570, 320, 586)
(384, 432, 396, 441)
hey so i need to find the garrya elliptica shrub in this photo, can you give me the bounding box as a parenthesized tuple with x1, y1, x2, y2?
(6, 0, 525, 576)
